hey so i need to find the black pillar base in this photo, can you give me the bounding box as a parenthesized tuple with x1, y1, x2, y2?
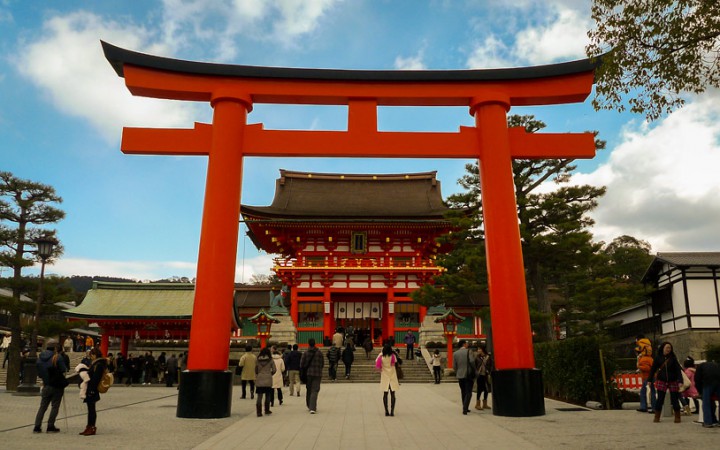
(14, 358, 41, 396)
(491, 368, 545, 417)
(177, 370, 233, 418)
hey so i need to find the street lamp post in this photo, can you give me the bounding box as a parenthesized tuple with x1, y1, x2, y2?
(15, 236, 57, 396)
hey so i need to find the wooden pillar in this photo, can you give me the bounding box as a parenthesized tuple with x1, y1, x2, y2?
(290, 287, 299, 327)
(419, 305, 427, 325)
(323, 287, 332, 345)
(120, 335, 129, 357)
(386, 295, 395, 344)
(186, 94, 250, 371)
(100, 333, 109, 357)
(472, 94, 535, 371)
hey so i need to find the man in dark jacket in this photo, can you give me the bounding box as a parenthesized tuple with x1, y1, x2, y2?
(300, 338, 324, 414)
(695, 360, 720, 427)
(285, 344, 302, 396)
(33, 343, 67, 433)
(453, 340, 475, 415)
(165, 354, 179, 387)
(326, 343, 340, 381)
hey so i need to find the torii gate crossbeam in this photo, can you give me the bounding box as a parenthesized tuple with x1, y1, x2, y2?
(102, 41, 598, 418)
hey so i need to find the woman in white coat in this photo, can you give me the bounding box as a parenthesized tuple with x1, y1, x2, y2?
(375, 344, 400, 416)
(271, 349, 286, 407)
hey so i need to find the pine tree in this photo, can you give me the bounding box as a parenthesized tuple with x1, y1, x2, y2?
(0, 171, 64, 391)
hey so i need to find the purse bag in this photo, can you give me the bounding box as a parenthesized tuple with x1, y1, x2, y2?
(679, 369, 691, 392)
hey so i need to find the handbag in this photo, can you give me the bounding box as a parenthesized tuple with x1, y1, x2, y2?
(679, 369, 691, 392)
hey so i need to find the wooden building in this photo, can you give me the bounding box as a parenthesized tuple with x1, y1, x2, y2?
(242, 170, 455, 346)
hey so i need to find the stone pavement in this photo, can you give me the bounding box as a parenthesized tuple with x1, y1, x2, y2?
(1, 382, 718, 449)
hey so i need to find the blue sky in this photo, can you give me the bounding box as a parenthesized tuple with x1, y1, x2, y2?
(2, 1, 719, 282)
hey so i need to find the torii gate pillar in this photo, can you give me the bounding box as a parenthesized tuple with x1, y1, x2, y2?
(176, 94, 250, 418)
(473, 95, 543, 416)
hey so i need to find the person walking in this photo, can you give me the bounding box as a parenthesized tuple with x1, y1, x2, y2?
(2, 333, 11, 368)
(327, 343, 340, 381)
(165, 353, 178, 387)
(680, 357, 699, 415)
(474, 346, 492, 410)
(453, 340, 476, 415)
(342, 340, 355, 379)
(695, 359, 720, 428)
(238, 345, 257, 399)
(648, 341, 684, 423)
(332, 328, 344, 348)
(33, 343, 68, 433)
(254, 347, 276, 417)
(363, 336, 374, 360)
(63, 336, 73, 354)
(432, 349, 443, 384)
(79, 347, 108, 436)
(285, 344, 302, 397)
(300, 338, 324, 414)
(635, 334, 656, 413)
(271, 349, 285, 406)
(375, 344, 400, 417)
(403, 331, 416, 360)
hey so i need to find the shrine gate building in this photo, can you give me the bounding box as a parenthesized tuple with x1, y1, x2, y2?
(242, 170, 455, 346)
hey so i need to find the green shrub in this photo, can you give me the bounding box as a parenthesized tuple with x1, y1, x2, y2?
(535, 336, 620, 407)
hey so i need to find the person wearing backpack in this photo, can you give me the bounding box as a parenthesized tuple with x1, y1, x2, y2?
(33, 342, 68, 433)
(79, 347, 108, 436)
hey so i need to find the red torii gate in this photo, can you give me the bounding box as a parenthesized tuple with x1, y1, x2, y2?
(102, 41, 598, 418)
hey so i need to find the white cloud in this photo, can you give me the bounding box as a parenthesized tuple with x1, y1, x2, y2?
(577, 91, 720, 252)
(160, 0, 341, 56)
(467, 3, 590, 68)
(15, 11, 200, 143)
(394, 52, 426, 70)
(272, 0, 340, 44)
(466, 35, 513, 69)
(36, 253, 274, 283)
(512, 7, 589, 64)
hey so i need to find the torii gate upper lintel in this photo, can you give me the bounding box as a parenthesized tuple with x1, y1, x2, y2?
(102, 40, 599, 419)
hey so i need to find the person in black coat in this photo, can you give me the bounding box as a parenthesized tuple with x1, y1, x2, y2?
(341, 341, 355, 379)
(80, 347, 108, 436)
(694, 360, 720, 427)
(648, 341, 684, 423)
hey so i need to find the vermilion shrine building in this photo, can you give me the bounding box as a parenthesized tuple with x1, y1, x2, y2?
(241, 170, 460, 346)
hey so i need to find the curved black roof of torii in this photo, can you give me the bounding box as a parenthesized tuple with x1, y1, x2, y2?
(101, 41, 600, 82)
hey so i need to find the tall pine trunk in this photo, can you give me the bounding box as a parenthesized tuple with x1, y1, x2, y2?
(528, 262, 555, 342)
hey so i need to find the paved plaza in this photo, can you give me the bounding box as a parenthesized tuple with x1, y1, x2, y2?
(1, 382, 718, 449)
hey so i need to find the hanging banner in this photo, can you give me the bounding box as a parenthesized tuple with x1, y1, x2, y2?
(370, 302, 382, 319)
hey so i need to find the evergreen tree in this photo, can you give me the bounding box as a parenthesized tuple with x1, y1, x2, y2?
(560, 236, 653, 337)
(0, 171, 64, 391)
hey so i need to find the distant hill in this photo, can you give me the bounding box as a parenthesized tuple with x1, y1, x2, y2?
(67, 276, 137, 295)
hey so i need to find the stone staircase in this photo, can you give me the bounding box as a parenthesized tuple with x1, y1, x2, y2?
(312, 347, 439, 384)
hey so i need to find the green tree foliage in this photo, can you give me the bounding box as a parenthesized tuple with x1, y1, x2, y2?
(587, 0, 720, 120)
(413, 116, 606, 342)
(560, 236, 652, 338)
(0, 171, 65, 391)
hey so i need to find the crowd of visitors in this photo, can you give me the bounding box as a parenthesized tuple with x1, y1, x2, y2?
(634, 334, 720, 428)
